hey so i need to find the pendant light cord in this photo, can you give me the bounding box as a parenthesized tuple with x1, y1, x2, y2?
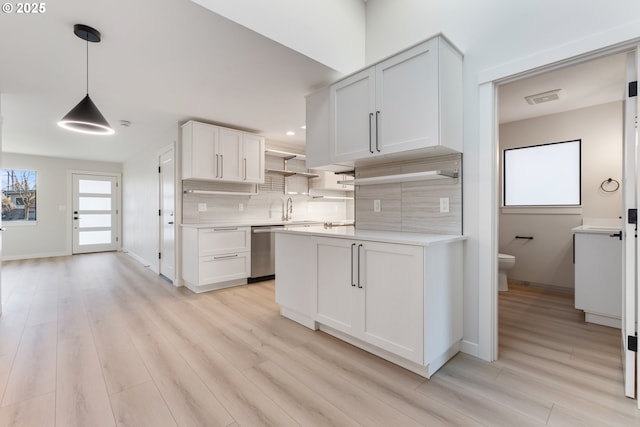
(86, 36, 89, 95)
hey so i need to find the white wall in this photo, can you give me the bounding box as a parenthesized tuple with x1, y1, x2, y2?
(1, 153, 121, 260)
(499, 102, 623, 290)
(191, 0, 365, 73)
(122, 126, 179, 272)
(364, 0, 640, 354)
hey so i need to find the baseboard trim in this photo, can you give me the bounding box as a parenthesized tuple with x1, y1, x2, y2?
(508, 279, 574, 295)
(1, 251, 70, 261)
(460, 340, 479, 357)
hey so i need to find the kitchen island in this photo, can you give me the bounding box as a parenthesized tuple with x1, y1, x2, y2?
(275, 226, 465, 378)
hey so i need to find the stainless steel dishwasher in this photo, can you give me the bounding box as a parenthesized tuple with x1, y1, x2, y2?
(250, 225, 284, 281)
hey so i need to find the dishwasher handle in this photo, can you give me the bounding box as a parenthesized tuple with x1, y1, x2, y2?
(252, 227, 284, 234)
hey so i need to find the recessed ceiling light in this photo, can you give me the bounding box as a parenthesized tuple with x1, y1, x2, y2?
(286, 131, 295, 136)
(524, 89, 561, 105)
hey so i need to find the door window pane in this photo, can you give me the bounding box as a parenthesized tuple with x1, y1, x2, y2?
(78, 230, 112, 245)
(79, 179, 111, 194)
(78, 214, 111, 228)
(79, 197, 111, 211)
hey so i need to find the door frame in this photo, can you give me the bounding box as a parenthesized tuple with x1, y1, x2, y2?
(477, 32, 640, 400)
(158, 144, 176, 282)
(157, 142, 181, 287)
(67, 170, 122, 255)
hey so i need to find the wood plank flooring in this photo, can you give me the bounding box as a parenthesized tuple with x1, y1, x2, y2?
(0, 252, 638, 426)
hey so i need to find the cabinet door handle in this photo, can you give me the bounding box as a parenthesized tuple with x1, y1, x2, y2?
(375, 111, 381, 152)
(357, 244, 363, 288)
(368, 113, 374, 154)
(244, 158, 247, 180)
(220, 154, 224, 178)
(215, 154, 220, 178)
(351, 243, 356, 287)
(610, 232, 622, 240)
(213, 254, 239, 260)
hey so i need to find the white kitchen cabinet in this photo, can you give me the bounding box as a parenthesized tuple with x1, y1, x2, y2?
(275, 229, 464, 378)
(182, 121, 265, 184)
(316, 237, 424, 363)
(181, 121, 218, 180)
(574, 230, 622, 328)
(309, 171, 353, 192)
(274, 233, 318, 329)
(242, 133, 265, 183)
(307, 36, 462, 169)
(182, 226, 251, 293)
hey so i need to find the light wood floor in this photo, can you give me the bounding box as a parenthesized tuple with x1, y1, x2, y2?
(0, 252, 638, 426)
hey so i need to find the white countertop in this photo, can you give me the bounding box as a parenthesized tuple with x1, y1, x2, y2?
(181, 220, 353, 229)
(572, 225, 622, 234)
(276, 225, 465, 246)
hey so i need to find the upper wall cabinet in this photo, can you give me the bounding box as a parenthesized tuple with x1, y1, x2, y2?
(307, 36, 462, 170)
(182, 121, 265, 184)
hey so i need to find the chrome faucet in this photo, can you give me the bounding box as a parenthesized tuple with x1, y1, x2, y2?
(279, 198, 286, 221)
(285, 197, 293, 221)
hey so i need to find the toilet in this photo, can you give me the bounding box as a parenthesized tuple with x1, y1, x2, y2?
(498, 253, 516, 291)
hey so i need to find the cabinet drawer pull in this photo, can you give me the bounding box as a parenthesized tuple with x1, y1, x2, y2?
(212, 227, 238, 231)
(357, 244, 363, 288)
(351, 243, 356, 287)
(368, 113, 374, 154)
(375, 111, 380, 152)
(213, 254, 239, 260)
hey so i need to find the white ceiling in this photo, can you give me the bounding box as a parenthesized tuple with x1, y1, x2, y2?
(499, 52, 627, 124)
(0, 1, 629, 164)
(0, 0, 342, 163)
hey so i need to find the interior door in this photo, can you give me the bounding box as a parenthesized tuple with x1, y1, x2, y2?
(159, 148, 175, 281)
(72, 174, 119, 254)
(622, 49, 638, 399)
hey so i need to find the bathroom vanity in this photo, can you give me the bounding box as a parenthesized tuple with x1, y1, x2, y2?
(573, 225, 622, 328)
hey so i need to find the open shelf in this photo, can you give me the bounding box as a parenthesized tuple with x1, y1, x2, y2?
(338, 170, 458, 185)
(266, 169, 319, 178)
(265, 149, 306, 161)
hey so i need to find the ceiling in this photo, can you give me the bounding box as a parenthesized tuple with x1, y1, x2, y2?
(0, 1, 629, 164)
(499, 52, 627, 124)
(0, 0, 341, 163)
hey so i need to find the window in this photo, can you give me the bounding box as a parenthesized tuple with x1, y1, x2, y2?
(503, 140, 581, 207)
(2, 169, 37, 222)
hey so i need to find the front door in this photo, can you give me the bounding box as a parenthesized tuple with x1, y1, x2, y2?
(72, 173, 119, 254)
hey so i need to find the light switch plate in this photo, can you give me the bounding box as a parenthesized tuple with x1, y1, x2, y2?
(374, 199, 381, 212)
(198, 203, 207, 212)
(440, 197, 450, 213)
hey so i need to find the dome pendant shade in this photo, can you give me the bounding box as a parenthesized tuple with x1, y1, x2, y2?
(58, 94, 115, 135)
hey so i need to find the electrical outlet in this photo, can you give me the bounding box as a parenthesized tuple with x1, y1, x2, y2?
(374, 199, 381, 212)
(440, 197, 450, 213)
(198, 203, 207, 212)
(239, 203, 244, 212)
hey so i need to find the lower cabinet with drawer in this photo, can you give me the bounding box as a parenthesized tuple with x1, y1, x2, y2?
(182, 226, 251, 293)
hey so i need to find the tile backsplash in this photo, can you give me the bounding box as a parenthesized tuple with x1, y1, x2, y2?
(355, 154, 462, 234)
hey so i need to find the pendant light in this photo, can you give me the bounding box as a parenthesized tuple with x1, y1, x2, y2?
(58, 24, 114, 135)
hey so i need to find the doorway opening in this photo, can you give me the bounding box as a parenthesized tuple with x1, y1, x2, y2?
(494, 50, 635, 399)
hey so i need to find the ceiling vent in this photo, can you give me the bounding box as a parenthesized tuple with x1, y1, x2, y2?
(524, 89, 561, 105)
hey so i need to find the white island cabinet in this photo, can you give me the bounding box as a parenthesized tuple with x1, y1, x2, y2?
(275, 226, 464, 378)
(182, 226, 251, 293)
